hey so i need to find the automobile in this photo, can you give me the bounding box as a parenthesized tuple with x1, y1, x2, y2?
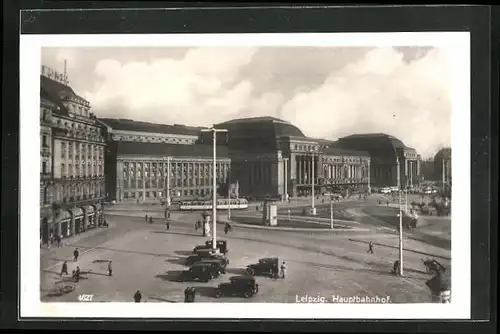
(380, 187, 392, 194)
(186, 249, 229, 266)
(178, 263, 218, 282)
(214, 275, 259, 299)
(193, 243, 211, 253)
(205, 240, 228, 254)
(199, 258, 228, 274)
(245, 257, 279, 277)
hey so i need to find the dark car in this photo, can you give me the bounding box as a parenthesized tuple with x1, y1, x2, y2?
(246, 257, 279, 277)
(193, 244, 211, 253)
(205, 240, 228, 254)
(179, 263, 218, 282)
(214, 276, 259, 299)
(186, 249, 229, 266)
(199, 258, 228, 274)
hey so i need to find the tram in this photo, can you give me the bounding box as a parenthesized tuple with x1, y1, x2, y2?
(179, 198, 249, 211)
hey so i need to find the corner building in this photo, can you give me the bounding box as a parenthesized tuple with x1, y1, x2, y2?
(40, 66, 106, 243)
(100, 118, 230, 203)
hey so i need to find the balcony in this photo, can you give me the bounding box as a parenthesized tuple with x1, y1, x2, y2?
(41, 146, 51, 156)
(40, 173, 52, 181)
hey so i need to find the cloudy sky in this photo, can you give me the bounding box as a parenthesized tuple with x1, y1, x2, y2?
(42, 46, 452, 158)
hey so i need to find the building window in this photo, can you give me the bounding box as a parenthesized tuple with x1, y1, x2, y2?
(42, 161, 48, 174)
(42, 135, 48, 148)
(60, 163, 65, 177)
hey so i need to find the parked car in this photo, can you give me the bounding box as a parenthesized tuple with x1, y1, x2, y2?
(205, 240, 228, 254)
(193, 244, 211, 253)
(186, 249, 229, 266)
(186, 249, 217, 266)
(198, 258, 228, 274)
(246, 257, 279, 277)
(214, 276, 259, 298)
(179, 263, 218, 282)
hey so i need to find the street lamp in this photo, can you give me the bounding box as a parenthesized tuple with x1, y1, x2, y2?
(166, 157, 171, 207)
(396, 156, 404, 276)
(330, 197, 334, 229)
(201, 127, 228, 254)
(311, 149, 316, 216)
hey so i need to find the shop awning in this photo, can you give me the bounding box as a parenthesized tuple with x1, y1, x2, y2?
(58, 210, 72, 221)
(71, 208, 84, 217)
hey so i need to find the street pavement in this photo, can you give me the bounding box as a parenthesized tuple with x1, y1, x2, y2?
(40, 200, 451, 304)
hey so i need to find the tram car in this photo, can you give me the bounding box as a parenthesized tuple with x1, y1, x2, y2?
(179, 198, 249, 211)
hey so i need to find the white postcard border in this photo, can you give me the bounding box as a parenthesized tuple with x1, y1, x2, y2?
(20, 32, 471, 319)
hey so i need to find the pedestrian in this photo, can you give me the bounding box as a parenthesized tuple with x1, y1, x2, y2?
(195, 221, 199, 231)
(108, 261, 113, 276)
(149, 216, 153, 224)
(56, 234, 61, 247)
(134, 290, 142, 303)
(166, 221, 170, 230)
(73, 248, 79, 262)
(393, 260, 400, 275)
(386, 200, 389, 206)
(60, 261, 68, 277)
(224, 223, 230, 235)
(280, 261, 287, 279)
(74, 266, 81, 282)
(145, 215, 148, 222)
(367, 241, 374, 254)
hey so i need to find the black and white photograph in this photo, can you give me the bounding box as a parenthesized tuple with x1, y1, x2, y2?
(20, 32, 471, 319)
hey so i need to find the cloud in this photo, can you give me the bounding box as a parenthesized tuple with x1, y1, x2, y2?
(280, 47, 451, 158)
(44, 46, 452, 158)
(83, 47, 257, 126)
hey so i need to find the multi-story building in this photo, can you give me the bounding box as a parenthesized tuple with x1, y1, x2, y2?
(207, 117, 371, 199)
(100, 118, 230, 203)
(40, 65, 106, 244)
(334, 133, 422, 188)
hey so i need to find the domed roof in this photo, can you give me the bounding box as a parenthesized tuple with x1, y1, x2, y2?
(215, 117, 305, 151)
(338, 133, 407, 150)
(434, 147, 451, 161)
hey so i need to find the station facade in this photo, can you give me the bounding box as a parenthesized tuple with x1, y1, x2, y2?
(100, 118, 230, 203)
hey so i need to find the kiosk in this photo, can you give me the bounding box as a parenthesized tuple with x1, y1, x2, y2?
(262, 200, 278, 226)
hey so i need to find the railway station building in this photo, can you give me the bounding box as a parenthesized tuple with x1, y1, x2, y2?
(100, 118, 230, 203)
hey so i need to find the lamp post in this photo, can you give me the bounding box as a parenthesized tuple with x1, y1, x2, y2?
(330, 198, 334, 229)
(201, 127, 228, 254)
(166, 157, 171, 207)
(396, 156, 404, 276)
(283, 157, 289, 202)
(227, 167, 231, 220)
(311, 150, 316, 216)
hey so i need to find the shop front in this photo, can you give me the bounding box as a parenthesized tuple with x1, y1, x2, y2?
(86, 205, 97, 229)
(59, 210, 73, 238)
(95, 203, 104, 227)
(40, 208, 53, 244)
(72, 207, 85, 235)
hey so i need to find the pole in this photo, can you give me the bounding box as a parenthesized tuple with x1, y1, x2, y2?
(284, 158, 288, 202)
(405, 189, 408, 213)
(228, 167, 231, 220)
(367, 160, 371, 194)
(330, 199, 334, 229)
(166, 157, 171, 206)
(311, 151, 316, 215)
(212, 130, 217, 251)
(442, 158, 445, 194)
(397, 157, 404, 276)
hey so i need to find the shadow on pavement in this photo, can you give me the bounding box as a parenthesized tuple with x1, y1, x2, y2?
(155, 270, 184, 282)
(86, 271, 111, 277)
(174, 250, 193, 256)
(82, 246, 172, 258)
(224, 268, 248, 276)
(41, 269, 61, 275)
(348, 238, 451, 260)
(152, 230, 202, 238)
(92, 259, 111, 263)
(192, 286, 217, 298)
(165, 258, 187, 266)
(48, 257, 70, 262)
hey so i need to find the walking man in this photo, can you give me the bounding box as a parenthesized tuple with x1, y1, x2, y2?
(367, 241, 374, 254)
(166, 220, 170, 230)
(73, 248, 79, 262)
(60, 261, 68, 277)
(145, 214, 148, 222)
(108, 261, 113, 276)
(280, 261, 287, 279)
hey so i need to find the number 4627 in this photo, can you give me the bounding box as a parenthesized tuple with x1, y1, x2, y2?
(78, 294, 93, 302)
